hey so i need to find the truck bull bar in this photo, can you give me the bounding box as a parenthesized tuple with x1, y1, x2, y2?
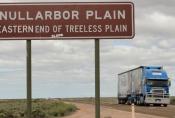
(146, 93, 170, 98)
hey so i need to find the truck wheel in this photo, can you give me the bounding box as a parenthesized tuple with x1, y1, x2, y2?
(139, 99, 143, 105)
(136, 99, 138, 105)
(120, 99, 123, 104)
(118, 99, 121, 104)
(124, 99, 127, 104)
(136, 98, 140, 105)
(163, 104, 167, 107)
(144, 103, 150, 106)
(154, 104, 161, 107)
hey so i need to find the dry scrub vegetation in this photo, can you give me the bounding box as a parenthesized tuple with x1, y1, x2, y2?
(0, 99, 77, 118)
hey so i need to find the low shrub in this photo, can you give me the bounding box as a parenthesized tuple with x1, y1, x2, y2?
(0, 99, 77, 118)
(32, 108, 46, 118)
(0, 112, 6, 118)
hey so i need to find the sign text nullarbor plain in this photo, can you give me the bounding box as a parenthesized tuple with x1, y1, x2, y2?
(0, 10, 125, 21)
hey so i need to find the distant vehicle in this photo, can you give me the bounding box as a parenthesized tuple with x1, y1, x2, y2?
(118, 66, 170, 107)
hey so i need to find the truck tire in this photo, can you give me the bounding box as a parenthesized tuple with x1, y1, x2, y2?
(136, 98, 139, 105)
(118, 99, 121, 104)
(163, 104, 167, 107)
(144, 103, 150, 106)
(139, 96, 144, 106)
(154, 104, 161, 107)
(136, 99, 138, 105)
(138, 98, 142, 106)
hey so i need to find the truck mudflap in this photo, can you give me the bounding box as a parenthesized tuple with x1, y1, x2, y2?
(145, 97, 170, 104)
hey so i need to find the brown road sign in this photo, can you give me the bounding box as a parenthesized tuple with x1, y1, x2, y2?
(0, 2, 134, 40)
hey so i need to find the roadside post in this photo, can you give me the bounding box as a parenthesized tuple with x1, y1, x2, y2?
(95, 39, 100, 118)
(0, 2, 134, 118)
(131, 103, 136, 118)
(26, 40, 32, 118)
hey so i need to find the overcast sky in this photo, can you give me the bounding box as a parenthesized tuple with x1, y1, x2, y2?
(0, 0, 175, 99)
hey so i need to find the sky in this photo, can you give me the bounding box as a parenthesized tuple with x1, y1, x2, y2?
(0, 0, 175, 99)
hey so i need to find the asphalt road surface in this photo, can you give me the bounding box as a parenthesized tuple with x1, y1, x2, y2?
(64, 102, 167, 118)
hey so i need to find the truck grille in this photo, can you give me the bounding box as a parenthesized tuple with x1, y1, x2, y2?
(152, 89, 163, 93)
(147, 88, 169, 98)
(152, 89, 164, 97)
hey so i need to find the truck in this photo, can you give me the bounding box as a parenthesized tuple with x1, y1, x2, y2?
(118, 66, 170, 106)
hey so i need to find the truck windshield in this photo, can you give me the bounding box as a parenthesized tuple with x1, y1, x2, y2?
(146, 80, 168, 87)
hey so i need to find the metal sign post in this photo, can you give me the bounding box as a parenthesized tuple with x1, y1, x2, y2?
(95, 39, 100, 118)
(26, 40, 32, 118)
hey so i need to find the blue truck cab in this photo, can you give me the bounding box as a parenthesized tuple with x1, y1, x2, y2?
(143, 66, 170, 106)
(118, 66, 170, 106)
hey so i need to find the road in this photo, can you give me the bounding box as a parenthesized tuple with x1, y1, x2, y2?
(64, 102, 166, 118)
(109, 104, 175, 118)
